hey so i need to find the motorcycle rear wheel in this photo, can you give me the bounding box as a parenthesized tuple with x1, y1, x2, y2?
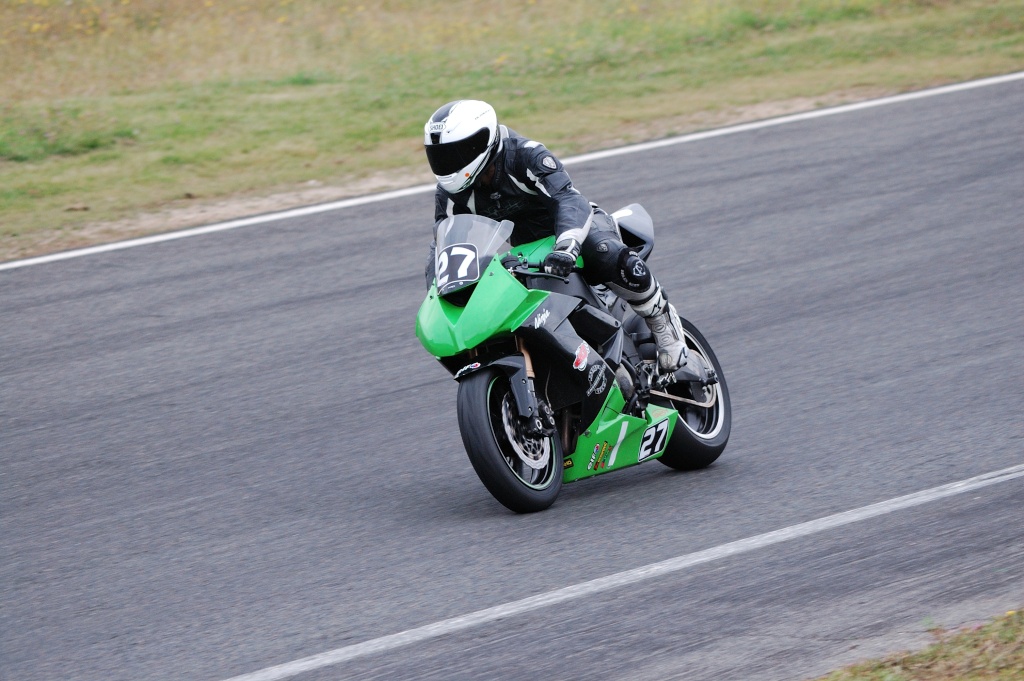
(457, 367, 562, 513)
(656, 318, 731, 470)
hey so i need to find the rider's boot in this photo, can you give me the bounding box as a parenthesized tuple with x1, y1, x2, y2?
(632, 287, 689, 373)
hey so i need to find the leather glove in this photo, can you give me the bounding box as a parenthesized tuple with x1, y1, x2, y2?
(543, 239, 580, 277)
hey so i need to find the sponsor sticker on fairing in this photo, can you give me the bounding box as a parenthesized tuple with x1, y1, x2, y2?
(588, 442, 611, 470)
(455, 362, 482, 379)
(586, 364, 608, 396)
(573, 343, 590, 371)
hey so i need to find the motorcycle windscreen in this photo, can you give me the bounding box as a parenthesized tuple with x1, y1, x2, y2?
(435, 215, 515, 297)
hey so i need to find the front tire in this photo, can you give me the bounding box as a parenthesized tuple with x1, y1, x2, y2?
(457, 368, 562, 513)
(656, 318, 731, 470)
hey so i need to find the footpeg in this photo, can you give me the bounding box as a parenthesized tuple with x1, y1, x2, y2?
(660, 356, 717, 388)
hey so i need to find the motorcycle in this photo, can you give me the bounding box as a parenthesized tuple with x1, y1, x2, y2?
(415, 204, 730, 512)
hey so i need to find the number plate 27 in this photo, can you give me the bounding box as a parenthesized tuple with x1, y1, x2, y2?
(437, 243, 480, 295)
(638, 419, 670, 461)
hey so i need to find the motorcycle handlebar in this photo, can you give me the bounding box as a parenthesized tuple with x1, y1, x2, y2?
(508, 259, 579, 280)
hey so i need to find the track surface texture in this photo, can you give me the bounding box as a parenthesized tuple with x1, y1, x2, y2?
(2, 79, 1023, 681)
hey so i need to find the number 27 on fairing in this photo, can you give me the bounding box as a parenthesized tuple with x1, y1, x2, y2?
(437, 244, 479, 289)
(639, 419, 669, 461)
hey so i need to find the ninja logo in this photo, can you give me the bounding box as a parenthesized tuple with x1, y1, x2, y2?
(533, 309, 551, 329)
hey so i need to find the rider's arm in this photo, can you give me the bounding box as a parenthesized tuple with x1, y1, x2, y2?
(515, 143, 595, 250)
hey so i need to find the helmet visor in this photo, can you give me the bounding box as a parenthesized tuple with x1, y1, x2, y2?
(425, 127, 492, 177)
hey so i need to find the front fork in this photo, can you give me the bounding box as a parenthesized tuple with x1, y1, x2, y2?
(477, 341, 555, 439)
(517, 338, 556, 438)
(518, 336, 536, 382)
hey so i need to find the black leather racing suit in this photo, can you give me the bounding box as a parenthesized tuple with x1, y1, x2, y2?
(425, 126, 660, 306)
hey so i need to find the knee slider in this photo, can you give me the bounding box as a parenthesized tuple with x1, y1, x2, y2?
(616, 249, 653, 292)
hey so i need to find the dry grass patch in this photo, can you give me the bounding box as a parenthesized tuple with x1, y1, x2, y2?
(2, 0, 1022, 261)
(817, 609, 1024, 681)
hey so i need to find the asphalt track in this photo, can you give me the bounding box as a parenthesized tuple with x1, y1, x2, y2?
(2, 76, 1022, 681)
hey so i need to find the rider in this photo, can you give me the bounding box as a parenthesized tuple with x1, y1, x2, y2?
(423, 99, 688, 373)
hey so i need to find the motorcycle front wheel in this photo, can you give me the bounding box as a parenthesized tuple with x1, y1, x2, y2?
(457, 367, 562, 513)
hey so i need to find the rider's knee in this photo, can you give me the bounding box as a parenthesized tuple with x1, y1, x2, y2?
(582, 236, 652, 294)
(616, 248, 653, 293)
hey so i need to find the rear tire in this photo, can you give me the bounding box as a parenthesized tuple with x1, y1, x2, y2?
(457, 368, 562, 513)
(656, 318, 731, 470)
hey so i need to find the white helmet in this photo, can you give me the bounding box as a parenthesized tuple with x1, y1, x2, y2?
(424, 100, 500, 194)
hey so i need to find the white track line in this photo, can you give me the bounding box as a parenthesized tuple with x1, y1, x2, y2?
(0, 185, 431, 273)
(3, 71, 1023, 274)
(221, 462, 1024, 681)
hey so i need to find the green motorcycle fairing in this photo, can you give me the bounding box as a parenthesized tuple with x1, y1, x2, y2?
(562, 387, 677, 482)
(416, 252, 549, 359)
(416, 219, 678, 481)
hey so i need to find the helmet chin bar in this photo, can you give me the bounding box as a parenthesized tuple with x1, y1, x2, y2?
(437, 170, 475, 194)
(435, 144, 499, 194)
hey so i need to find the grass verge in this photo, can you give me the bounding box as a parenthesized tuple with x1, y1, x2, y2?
(1, 0, 1022, 262)
(817, 609, 1023, 681)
